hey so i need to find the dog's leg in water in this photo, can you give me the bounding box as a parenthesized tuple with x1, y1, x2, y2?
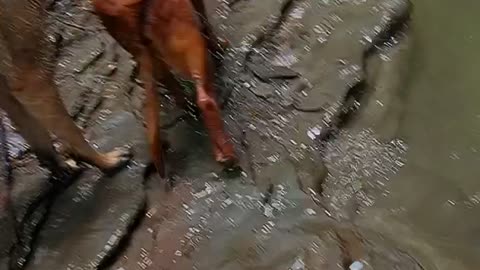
(0, 74, 67, 172)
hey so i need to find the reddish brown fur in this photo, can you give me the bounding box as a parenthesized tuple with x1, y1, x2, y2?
(93, 0, 237, 176)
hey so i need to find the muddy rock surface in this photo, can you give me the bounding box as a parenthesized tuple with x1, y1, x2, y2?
(0, 0, 425, 269)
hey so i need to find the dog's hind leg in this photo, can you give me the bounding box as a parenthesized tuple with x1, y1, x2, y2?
(137, 49, 166, 177)
(148, 6, 237, 166)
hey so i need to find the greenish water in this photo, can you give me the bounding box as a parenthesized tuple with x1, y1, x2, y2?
(367, 1, 480, 269)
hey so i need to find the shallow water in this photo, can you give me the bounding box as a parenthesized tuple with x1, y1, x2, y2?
(365, 1, 480, 269)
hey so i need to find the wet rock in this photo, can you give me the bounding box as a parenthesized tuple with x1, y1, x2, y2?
(24, 112, 146, 270)
(106, 182, 194, 270)
(0, 117, 14, 270)
(9, 159, 51, 269)
(351, 31, 411, 141)
(249, 81, 275, 99)
(321, 129, 407, 220)
(247, 62, 299, 82)
(183, 0, 415, 268)
(293, 156, 328, 195)
(1, 106, 58, 268)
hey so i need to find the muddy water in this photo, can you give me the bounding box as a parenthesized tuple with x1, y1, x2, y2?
(363, 1, 480, 269)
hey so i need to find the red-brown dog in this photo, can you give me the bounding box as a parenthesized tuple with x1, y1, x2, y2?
(93, 0, 237, 177)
